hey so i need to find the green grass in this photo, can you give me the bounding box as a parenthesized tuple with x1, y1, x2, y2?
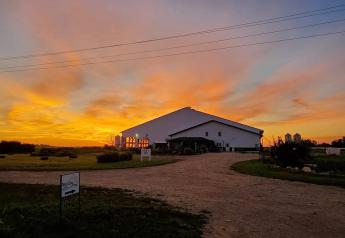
(0, 154, 178, 171)
(231, 159, 345, 188)
(0, 183, 207, 238)
(312, 154, 345, 162)
(313, 155, 345, 174)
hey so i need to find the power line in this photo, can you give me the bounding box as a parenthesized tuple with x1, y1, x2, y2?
(2, 18, 345, 70)
(2, 30, 345, 73)
(1, 4, 345, 61)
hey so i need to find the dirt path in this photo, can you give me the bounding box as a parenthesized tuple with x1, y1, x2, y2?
(0, 153, 345, 238)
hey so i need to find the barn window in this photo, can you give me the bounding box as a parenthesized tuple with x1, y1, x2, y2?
(218, 131, 222, 137)
(139, 138, 150, 148)
(125, 136, 136, 148)
(205, 132, 208, 137)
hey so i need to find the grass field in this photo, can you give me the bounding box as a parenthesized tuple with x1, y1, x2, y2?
(0, 154, 178, 171)
(0, 183, 207, 238)
(231, 159, 345, 188)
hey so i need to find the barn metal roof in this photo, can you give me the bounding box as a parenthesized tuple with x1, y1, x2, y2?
(121, 107, 263, 137)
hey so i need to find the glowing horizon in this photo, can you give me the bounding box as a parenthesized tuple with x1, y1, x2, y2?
(0, 0, 344, 146)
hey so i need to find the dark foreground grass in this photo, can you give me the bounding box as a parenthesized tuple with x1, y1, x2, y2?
(231, 160, 345, 188)
(0, 183, 207, 238)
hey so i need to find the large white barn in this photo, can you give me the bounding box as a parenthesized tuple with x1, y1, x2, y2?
(118, 107, 263, 151)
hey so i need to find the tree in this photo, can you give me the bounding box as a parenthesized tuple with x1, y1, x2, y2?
(271, 137, 311, 168)
(0, 141, 35, 154)
(303, 139, 317, 147)
(331, 136, 345, 147)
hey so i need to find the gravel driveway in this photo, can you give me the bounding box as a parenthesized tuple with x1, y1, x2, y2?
(0, 152, 345, 238)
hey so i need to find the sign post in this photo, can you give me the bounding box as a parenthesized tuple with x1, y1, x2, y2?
(60, 172, 80, 221)
(140, 148, 151, 161)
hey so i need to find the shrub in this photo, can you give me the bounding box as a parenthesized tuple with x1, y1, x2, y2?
(169, 137, 217, 154)
(0, 155, 6, 159)
(119, 152, 132, 161)
(97, 153, 115, 163)
(182, 147, 195, 155)
(97, 152, 132, 163)
(271, 138, 311, 168)
(69, 154, 78, 159)
(56, 151, 72, 157)
(197, 145, 209, 153)
(39, 148, 56, 156)
(40, 156, 48, 160)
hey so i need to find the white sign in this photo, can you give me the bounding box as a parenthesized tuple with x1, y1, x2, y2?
(60, 172, 80, 198)
(326, 147, 341, 156)
(141, 148, 151, 161)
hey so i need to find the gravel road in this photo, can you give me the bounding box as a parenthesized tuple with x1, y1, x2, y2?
(0, 152, 345, 238)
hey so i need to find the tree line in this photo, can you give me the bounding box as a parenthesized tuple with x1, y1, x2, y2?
(0, 141, 35, 154)
(295, 137, 345, 147)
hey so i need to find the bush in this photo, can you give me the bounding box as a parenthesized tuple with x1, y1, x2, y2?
(38, 148, 56, 156)
(271, 138, 311, 168)
(69, 154, 78, 159)
(182, 147, 195, 155)
(40, 156, 48, 160)
(119, 152, 132, 161)
(97, 154, 112, 163)
(0, 155, 6, 159)
(38, 147, 76, 157)
(197, 145, 209, 153)
(56, 151, 72, 157)
(169, 137, 217, 154)
(97, 152, 132, 163)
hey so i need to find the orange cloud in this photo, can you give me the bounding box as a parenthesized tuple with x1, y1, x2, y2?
(1, 1, 344, 146)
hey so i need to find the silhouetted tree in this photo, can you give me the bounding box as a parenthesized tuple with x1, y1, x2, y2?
(0, 141, 35, 154)
(331, 136, 345, 147)
(271, 137, 311, 168)
(303, 139, 317, 147)
(315, 142, 331, 147)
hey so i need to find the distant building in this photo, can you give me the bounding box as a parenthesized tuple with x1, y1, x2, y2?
(114, 135, 121, 148)
(118, 107, 263, 151)
(285, 133, 292, 143)
(293, 133, 302, 143)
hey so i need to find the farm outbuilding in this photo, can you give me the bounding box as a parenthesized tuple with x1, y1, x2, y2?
(118, 107, 263, 151)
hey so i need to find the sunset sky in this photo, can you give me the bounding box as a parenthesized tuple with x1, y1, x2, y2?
(0, 0, 345, 146)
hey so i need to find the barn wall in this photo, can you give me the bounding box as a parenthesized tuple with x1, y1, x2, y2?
(170, 121, 260, 148)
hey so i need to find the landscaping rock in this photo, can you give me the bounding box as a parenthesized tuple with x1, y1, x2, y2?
(302, 166, 312, 173)
(305, 163, 317, 169)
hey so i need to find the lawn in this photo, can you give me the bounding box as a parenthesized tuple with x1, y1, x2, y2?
(0, 183, 207, 238)
(231, 159, 345, 188)
(312, 155, 345, 173)
(0, 154, 178, 171)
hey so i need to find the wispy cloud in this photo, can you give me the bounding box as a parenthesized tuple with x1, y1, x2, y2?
(0, 0, 344, 145)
